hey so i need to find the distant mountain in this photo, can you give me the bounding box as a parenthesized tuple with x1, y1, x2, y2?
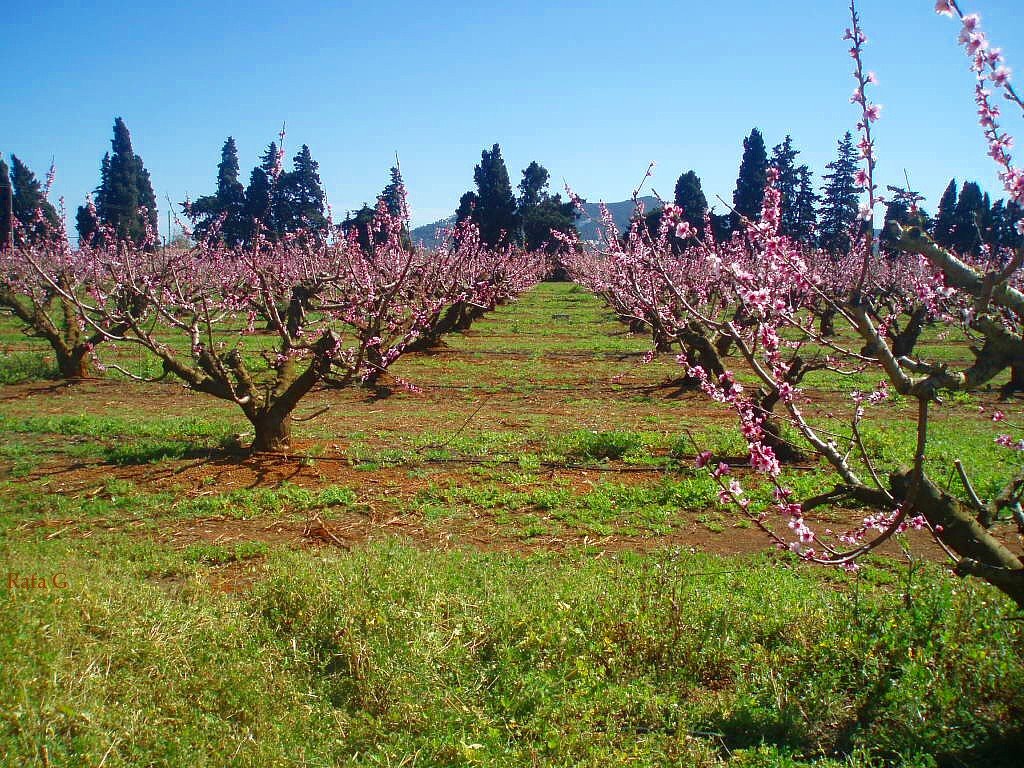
(575, 196, 658, 242)
(410, 216, 457, 249)
(409, 196, 659, 248)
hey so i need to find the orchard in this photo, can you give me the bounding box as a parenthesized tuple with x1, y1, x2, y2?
(0, 2, 1022, 766)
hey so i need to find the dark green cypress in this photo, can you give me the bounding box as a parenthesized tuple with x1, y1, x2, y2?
(464, 144, 519, 247)
(931, 179, 958, 249)
(949, 181, 986, 256)
(10, 156, 59, 244)
(279, 144, 327, 234)
(817, 132, 861, 255)
(673, 170, 708, 234)
(517, 161, 577, 252)
(731, 128, 769, 228)
(0, 157, 13, 250)
(77, 118, 157, 245)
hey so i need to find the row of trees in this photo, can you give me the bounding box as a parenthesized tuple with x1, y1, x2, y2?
(642, 129, 860, 254)
(563, 0, 1024, 607)
(454, 144, 578, 251)
(186, 138, 329, 246)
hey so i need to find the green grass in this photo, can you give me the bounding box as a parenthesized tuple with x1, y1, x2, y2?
(1, 538, 1021, 767)
(1, 282, 1022, 766)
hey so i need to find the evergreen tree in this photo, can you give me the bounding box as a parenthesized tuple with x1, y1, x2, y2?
(792, 165, 818, 245)
(950, 181, 986, 256)
(279, 144, 327, 234)
(377, 165, 410, 247)
(343, 166, 411, 252)
(984, 199, 1006, 250)
(931, 179, 958, 249)
(10, 156, 59, 243)
(76, 118, 157, 246)
(731, 128, 769, 228)
(673, 170, 708, 233)
(517, 161, 577, 252)
(769, 136, 807, 239)
(379, 165, 406, 218)
(460, 144, 519, 247)
(879, 200, 911, 256)
(0, 156, 11, 250)
(455, 191, 479, 227)
(817, 132, 861, 255)
(340, 204, 376, 253)
(242, 142, 280, 240)
(189, 137, 248, 245)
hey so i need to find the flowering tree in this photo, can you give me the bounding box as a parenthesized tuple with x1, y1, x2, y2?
(45, 190, 530, 452)
(0, 190, 149, 380)
(404, 217, 549, 353)
(567, 1, 1024, 605)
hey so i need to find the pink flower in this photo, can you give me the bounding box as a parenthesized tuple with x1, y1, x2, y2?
(695, 450, 713, 469)
(935, 0, 955, 17)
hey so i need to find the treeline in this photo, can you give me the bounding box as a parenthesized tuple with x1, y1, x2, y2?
(638, 127, 1024, 258)
(3, 118, 1020, 257)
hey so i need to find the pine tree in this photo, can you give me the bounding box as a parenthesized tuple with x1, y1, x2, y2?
(769, 136, 803, 239)
(792, 165, 818, 245)
(279, 144, 327, 234)
(242, 142, 279, 240)
(189, 137, 248, 245)
(950, 181, 986, 256)
(517, 161, 577, 252)
(817, 132, 861, 255)
(673, 170, 708, 233)
(10, 156, 59, 244)
(379, 165, 406, 218)
(462, 144, 519, 247)
(931, 179, 958, 249)
(879, 199, 910, 256)
(0, 156, 12, 250)
(76, 118, 157, 246)
(731, 128, 769, 228)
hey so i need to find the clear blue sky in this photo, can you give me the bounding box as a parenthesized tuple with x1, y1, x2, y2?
(3, 1, 1022, 235)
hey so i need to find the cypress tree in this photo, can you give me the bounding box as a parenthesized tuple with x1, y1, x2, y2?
(76, 118, 157, 246)
(280, 144, 327, 234)
(10, 156, 59, 243)
(0, 157, 13, 250)
(242, 142, 280, 240)
(340, 204, 376, 253)
(949, 181, 986, 256)
(463, 144, 519, 247)
(731, 128, 769, 228)
(931, 179, 958, 249)
(189, 137, 248, 245)
(770, 136, 802, 238)
(517, 161, 577, 252)
(379, 166, 406, 218)
(673, 170, 708, 233)
(792, 165, 818, 245)
(817, 132, 861, 255)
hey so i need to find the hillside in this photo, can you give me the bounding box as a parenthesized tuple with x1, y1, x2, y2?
(409, 196, 660, 247)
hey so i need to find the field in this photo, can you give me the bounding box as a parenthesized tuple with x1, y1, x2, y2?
(1, 282, 1022, 766)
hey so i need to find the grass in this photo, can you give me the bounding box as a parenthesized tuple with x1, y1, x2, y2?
(0, 282, 1022, 766)
(1, 538, 1022, 766)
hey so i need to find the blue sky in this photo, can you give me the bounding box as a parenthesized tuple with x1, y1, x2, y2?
(3, 1, 1023, 235)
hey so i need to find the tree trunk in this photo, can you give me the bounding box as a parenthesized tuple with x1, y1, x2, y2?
(999, 364, 1024, 399)
(250, 412, 292, 453)
(889, 305, 928, 358)
(819, 306, 837, 338)
(55, 345, 94, 380)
